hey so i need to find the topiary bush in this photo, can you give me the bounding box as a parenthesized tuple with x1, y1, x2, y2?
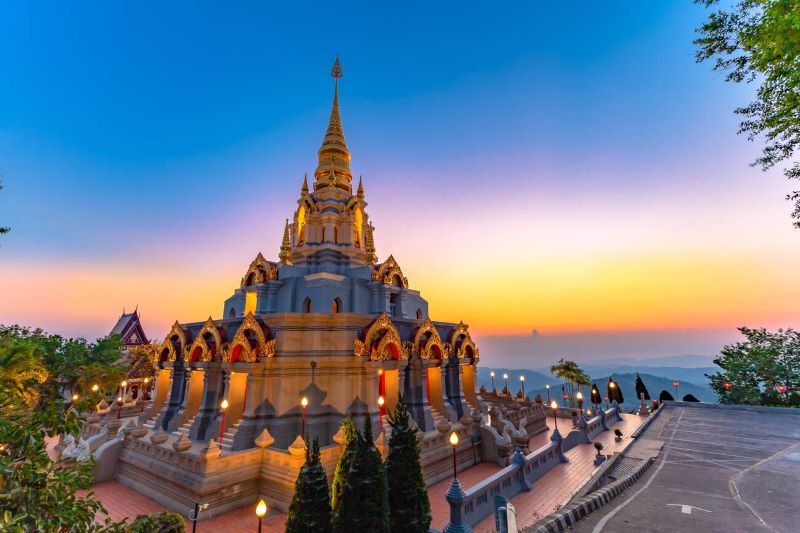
(614, 429, 622, 437)
(593, 442, 604, 455)
(682, 394, 700, 402)
(128, 512, 185, 533)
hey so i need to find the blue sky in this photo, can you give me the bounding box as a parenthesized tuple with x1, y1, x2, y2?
(1, 1, 797, 365)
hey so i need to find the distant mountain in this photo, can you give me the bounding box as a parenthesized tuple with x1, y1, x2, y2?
(581, 365, 719, 387)
(476, 366, 560, 393)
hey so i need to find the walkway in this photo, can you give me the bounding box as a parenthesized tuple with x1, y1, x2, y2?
(428, 413, 643, 532)
(87, 414, 642, 532)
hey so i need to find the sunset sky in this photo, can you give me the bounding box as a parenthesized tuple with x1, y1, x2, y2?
(1, 2, 798, 366)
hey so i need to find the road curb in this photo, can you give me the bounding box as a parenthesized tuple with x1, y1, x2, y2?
(525, 456, 655, 533)
(661, 400, 800, 415)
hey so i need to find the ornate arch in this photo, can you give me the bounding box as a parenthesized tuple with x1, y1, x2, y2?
(160, 321, 188, 362)
(449, 321, 479, 362)
(371, 255, 409, 288)
(227, 312, 269, 363)
(186, 317, 223, 363)
(354, 312, 408, 361)
(240, 252, 278, 287)
(412, 318, 448, 360)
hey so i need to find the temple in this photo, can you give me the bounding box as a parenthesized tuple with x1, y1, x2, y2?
(89, 58, 519, 517)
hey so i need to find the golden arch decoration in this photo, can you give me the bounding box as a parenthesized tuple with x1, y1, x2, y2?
(226, 312, 269, 363)
(186, 317, 224, 363)
(412, 318, 447, 360)
(354, 312, 408, 361)
(371, 255, 409, 288)
(241, 252, 278, 287)
(449, 321, 479, 362)
(160, 321, 188, 362)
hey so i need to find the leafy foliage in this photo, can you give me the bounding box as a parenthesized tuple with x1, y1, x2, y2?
(385, 396, 430, 533)
(708, 327, 800, 406)
(550, 359, 592, 408)
(286, 437, 332, 533)
(128, 512, 185, 533)
(330, 415, 357, 518)
(694, 0, 800, 226)
(333, 416, 389, 533)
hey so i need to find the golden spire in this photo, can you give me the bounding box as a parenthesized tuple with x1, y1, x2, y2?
(365, 222, 377, 264)
(279, 219, 292, 264)
(301, 173, 308, 194)
(314, 55, 352, 191)
(357, 176, 364, 198)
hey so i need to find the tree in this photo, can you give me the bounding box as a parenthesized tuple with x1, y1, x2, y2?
(385, 396, 430, 533)
(590, 383, 602, 406)
(707, 327, 800, 406)
(286, 437, 332, 533)
(550, 359, 591, 407)
(694, 0, 800, 227)
(333, 416, 389, 533)
(330, 415, 358, 518)
(634, 373, 651, 401)
(128, 512, 185, 533)
(683, 394, 700, 402)
(613, 379, 624, 404)
(659, 390, 675, 402)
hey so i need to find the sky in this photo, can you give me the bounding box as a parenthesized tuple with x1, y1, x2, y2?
(0, 1, 798, 367)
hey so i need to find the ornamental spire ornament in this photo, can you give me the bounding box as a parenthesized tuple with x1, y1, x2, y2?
(357, 175, 364, 198)
(314, 55, 352, 191)
(279, 219, 292, 264)
(301, 173, 308, 194)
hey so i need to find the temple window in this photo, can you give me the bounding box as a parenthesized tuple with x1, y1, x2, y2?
(391, 274, 403, 287)
(416, 308, 422, 320)
(244, 291, 257, 315)
(246, 272, 256, 286)
(332, 298, 342, 313)
(228, 308, 236, 319)
(389, 293, 399, 317)
(303, 297, 312, 313)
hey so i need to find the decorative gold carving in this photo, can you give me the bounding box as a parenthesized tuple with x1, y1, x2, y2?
(227, 312, 269, 363)
(356, 312, 408, 360)
(186, 317, 223, 363)
(412, 318, 447, 360)
(241, 253, 278, 287)
(160, 321, 188, 362)
(449, 321, 479, 362)
(279, 219, 292, 264)
(372, 255, 408, 287)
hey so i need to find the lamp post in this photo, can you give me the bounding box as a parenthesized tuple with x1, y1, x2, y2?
(255, 498, 267, 533)
(300, 396, 309, 436)
(219, 399, 229, 444)
(576, 391, 583, 412)
(546, 384, 551, 403)
(673, 380, 680, 398)
(91, 383, 100, 412)
(140, 377, 149, 412)
(121, 380, 128, 401)
(378, 395, 385, 431)
(490, 371, 495, 391)
(550, 400, 559, 435)
(189, 502, 208, 533)
(604, 395, 609, 409)
(116, 396, 123, 420)
(503, 373, 509, 394)
(519, 375, 526, 399)
(449, 431, 459, 480)
(609, 381, 616, 404)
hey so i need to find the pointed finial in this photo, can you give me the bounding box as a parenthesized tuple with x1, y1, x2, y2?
(357, 176, 364, 198)
(279, 219, 292, 264)
(331, 55, 343, 79)
(301, 173, 308, 194)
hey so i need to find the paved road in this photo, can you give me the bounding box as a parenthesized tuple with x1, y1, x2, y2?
(573, 405, 800, 533)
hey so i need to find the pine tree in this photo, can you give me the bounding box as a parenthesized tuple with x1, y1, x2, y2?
(385, 396, 431, 533)
(331, 415, 357, 517)
(286, 437, 332, 533)
(590, 383, 601, 406)
(634, 373, 651, 401)
(659, 390, 674, 402)
(333, 415, 390, 533)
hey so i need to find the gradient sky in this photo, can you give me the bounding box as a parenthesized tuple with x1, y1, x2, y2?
(1, 1, 798, 366)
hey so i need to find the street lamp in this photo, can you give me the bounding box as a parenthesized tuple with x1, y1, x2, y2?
(91, 384, 99, 393)
(673, 380, 680, 398)
(545, 384, 551, 403)
(72, 393, 79, 403)
(121, 380, 128, 400)
(519, 375, 526, 398)
(219, 398, 229, 444)
(189, 502, 209, 533)
(449, 431, 459, 480)
(378, 395, 385, 430)
(116, 396, 123, 420)
(143, 376, 151, 400)
(255, 498, 268, 533)
(609, 381, 616, 404)
(490, 371, 495, 391)
(576, 391, 584, 412)
(300, 396, 309, 436)
(777, 384, 788, 398)
(550, 400, 559, 432)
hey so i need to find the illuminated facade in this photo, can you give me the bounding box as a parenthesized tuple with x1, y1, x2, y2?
(143, 57, 481, 452)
